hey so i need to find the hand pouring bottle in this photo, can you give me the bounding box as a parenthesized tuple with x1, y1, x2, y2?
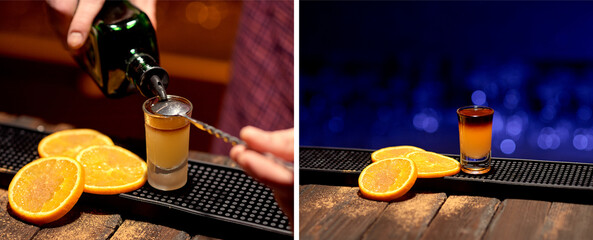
(72, 0, 168, 99)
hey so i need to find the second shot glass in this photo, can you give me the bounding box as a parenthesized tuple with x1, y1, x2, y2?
(457, 105, 494, 174)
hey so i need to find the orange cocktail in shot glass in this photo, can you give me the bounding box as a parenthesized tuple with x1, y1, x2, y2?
(457, 105, 494, 174)
(143, 95, 192, 191)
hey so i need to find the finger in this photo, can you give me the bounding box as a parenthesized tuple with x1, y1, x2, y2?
(67, 0, 105, 50)
(234, 149, 293, 188)
(46, 0, 78, 17)
(240, 127, 294, 162)
(230, 144, 293, 188)
(45, 0, 79, 40)
(229, 144, 246, 161)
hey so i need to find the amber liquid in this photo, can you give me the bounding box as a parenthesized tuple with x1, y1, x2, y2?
(145, 122, 190, 190)
(458, 106, 494, 174)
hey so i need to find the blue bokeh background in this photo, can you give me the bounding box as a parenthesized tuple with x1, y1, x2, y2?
(300, 1, 593, 163)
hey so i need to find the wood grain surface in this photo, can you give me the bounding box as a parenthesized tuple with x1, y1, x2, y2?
(484, 199, 550, 240)
(363, 192, 446, 240)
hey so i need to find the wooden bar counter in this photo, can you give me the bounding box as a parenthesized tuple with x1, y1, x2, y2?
(299, 151, 593, 240)
(300, 184, 593, 240)
(0, 112, 246, 240)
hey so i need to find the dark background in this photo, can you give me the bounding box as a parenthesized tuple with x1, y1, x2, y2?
(0, 1, 242, 153)
(300, 1, 593, 163)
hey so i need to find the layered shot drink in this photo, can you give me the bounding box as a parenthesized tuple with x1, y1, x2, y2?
(143, 95, 192, 190)
(457, 106, 494, 174)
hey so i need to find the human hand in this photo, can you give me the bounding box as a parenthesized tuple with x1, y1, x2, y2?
(45, 0, 157, 50)
(229, 126, 294, 227)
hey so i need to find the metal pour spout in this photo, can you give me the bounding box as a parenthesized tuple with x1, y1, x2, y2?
(150, 75, 168, 101)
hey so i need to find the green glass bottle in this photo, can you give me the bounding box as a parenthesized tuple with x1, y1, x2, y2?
(73, 0, 168, 99)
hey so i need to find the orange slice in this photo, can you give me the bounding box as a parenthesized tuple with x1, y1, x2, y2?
(358, 157, 417, 201)
(76, 145, 147, 195)
(38, 129, 114, 159)
(8, 157, 85, 225)
(405, 151, 460, 178)
(371, 145, 425, 162)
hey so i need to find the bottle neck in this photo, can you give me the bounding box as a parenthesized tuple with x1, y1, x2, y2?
(126, 53, 168, 99)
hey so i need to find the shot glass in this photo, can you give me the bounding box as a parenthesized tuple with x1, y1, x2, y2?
(142, 95, 192, 191)
(457, 105, 494, 174)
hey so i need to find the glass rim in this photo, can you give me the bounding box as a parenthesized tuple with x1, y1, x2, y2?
(457, 105, 494, 114)
(142, 94, 193, 118)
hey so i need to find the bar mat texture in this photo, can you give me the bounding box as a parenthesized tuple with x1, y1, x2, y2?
(0, 124, 291, 238)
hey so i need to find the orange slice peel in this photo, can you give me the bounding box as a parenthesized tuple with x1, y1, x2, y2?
(358, 157, 417, 201)
(8, 157, 85, 225)
(76, 145, 147, 195)
(371, 145, 425, 162)
(405, 151, 460, 178)
(38, 129, 114, 159)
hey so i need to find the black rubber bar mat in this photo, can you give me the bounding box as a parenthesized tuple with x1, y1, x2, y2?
(300, 146, 593, 203)
(0, 124, 292, 239)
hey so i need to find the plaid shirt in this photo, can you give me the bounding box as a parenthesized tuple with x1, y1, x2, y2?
(212, 1, 294, 155)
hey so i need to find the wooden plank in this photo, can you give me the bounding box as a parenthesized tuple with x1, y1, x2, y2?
(540, 202, 593, 239)
(362, 192, 447, 240)
(299, 184, 350, 233)
(0, 188, 39, 240)
(33, 205, 122, 240)
(299, 184, 313, 194)
(483, 199, 550, 240)
(300, 185, 388, 240)
(111, 219, 190, 240)
(420, 195, 500, 240)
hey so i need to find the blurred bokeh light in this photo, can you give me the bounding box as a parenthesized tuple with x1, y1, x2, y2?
(300, 1, 593, 163)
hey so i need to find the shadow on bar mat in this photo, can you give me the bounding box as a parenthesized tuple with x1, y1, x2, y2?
(0, 124, 292, 239)
(300, 146, 593, 204)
